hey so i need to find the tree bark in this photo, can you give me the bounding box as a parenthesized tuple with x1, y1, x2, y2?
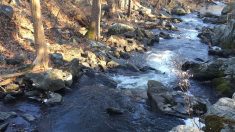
(31, 0, 49, 70)
(89, 0, 101, 40)
(127, 0, 132, 17)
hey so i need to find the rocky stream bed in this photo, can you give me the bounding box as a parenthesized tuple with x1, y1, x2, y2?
(1, 1, 235, 132)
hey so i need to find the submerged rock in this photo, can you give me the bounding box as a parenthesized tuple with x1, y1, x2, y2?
(24, 69, 73, 92)
(0, 112, 17, 122)
(147, 80, 207, 117)
(21, 114, 36, 122)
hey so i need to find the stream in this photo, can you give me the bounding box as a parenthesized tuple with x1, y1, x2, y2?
(1, 2, 226, 132)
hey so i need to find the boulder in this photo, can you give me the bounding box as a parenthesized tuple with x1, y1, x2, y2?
(205, 97, 235, 132)
(24, 69, 73, 92)
(219, 19, 235, 49)
(171, 7, 187, 16)
(69, 58, 82, 78)
(170, 125, 202, 132)
(50, 53, 64, 66)
(183, 59, 227, 81)
(147, 80, 207, 117)
(43, 92, 63, 106)
(107, 23, 134, 35)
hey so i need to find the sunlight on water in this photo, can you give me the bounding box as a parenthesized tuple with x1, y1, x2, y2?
(184, 117, 205, 129)
(113, 50, 179, 89)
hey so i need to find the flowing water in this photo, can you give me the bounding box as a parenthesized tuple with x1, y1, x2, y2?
(1, 2, 226, 132)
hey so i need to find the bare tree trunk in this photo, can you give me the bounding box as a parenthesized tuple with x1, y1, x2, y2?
(89, 0, 101, 40)
(127, 0, 132, 17)
(31, 0, 49, 70)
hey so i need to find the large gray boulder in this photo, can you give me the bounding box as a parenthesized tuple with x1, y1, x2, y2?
(24, 69, 73, 91)
(108, 23, 134, 35)
(210, 19, 235, 49)
(183, 57, 235, 81)
(147, 80, 207, 117)
(205, 97, 235, 132)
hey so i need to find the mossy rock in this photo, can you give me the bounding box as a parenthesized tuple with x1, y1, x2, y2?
(205, 115, 224, 132)
(212, 78, 233, 96)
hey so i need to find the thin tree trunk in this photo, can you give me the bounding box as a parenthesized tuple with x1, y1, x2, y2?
(127, 0, 132, 17)
(90, 0, 101, 40)
(31, 0, 49, 70)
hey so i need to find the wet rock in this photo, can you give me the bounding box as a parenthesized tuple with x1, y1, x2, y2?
(106, 107, 124, 115)
(0, 5, 14, 18)
(184, 59, 227, 81)
(50, 53, 64, 66)
(159, 32, 173, 39)
(69, 58, 82, 78)
(171, 7, 187, 16)
(3, 94, 16, 103)
(170, 125, 202, 132)
(21, 114, 36, 122)
(82, 71, 118, 88)
(5, 56, 24, 65)
(147, 36, 159, 46)
(108, 23, 134, 35)
(202, 16, 227, 24)
(208, 46, 230, 57)
(44, 92, 63, 106)
(0, 123, 9, 132)
(24, 69, 73, 92)
(24, 90, 41, 97)
(181, 61, 201, 71)
(139, 66, 158, 72)
(120, 52, 130, 60)
(0, 112, 17, 122)
(208, 19, 235, 49)
(147, 80, 207, 117)
(121, 63, 140, 72)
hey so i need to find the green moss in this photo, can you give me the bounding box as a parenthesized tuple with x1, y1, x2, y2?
(212, 78, 232, 96)
(205, 115, 224, 132)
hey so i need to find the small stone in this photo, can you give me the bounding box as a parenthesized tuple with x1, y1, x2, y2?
(44, 92, 63, 106)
